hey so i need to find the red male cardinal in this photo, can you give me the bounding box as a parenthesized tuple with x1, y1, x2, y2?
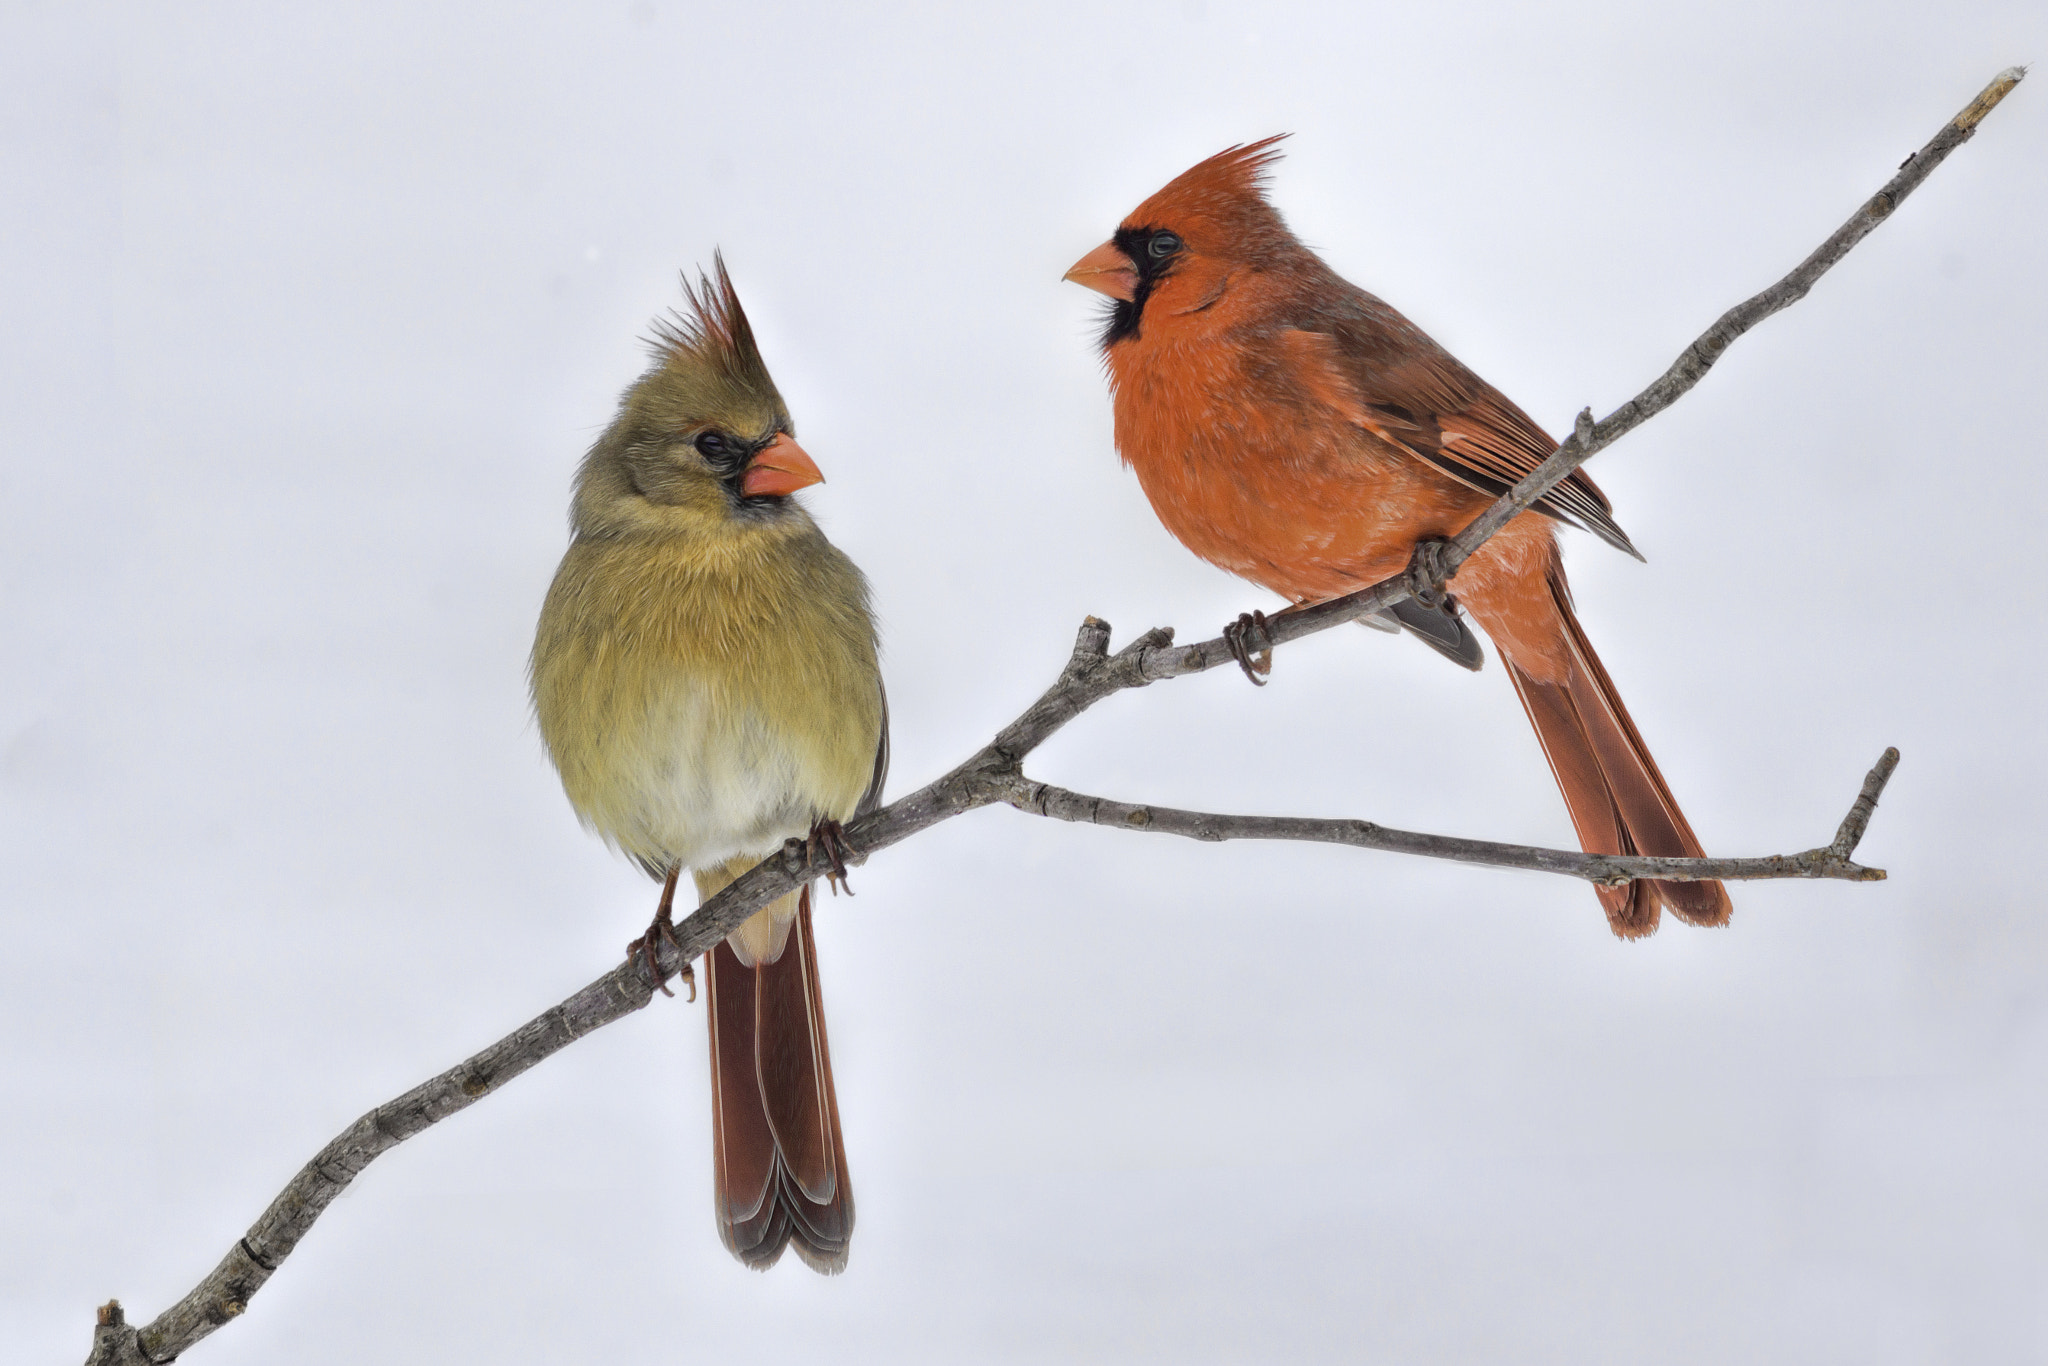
(1065, 137, 1728, 937)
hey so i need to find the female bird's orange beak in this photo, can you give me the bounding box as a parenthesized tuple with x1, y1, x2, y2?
(741, 433, 825, 497)
(1064, 241, 1139, 302)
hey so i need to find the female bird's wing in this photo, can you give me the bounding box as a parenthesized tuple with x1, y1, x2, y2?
(1278, 323, 1643, 560)
(857, 681, 889, 817)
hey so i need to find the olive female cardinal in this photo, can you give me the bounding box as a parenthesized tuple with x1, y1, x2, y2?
(533, 260, 883, 1268)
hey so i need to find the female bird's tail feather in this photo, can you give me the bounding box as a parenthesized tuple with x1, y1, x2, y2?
(704, 882, 853, 1271)
(1503, 565, 1732, 938)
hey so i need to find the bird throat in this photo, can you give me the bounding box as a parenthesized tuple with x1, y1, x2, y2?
(1101, 287, 1150, 347)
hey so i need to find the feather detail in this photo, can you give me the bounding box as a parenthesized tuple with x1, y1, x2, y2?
(1501, 563, 1731, 936)
(1280, 328, 1641, 559)
(705, 878, 853, 1271)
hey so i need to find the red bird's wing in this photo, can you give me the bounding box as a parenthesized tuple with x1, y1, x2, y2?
(1279, 326, 1640, 559)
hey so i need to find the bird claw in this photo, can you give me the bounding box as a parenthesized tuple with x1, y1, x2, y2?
(628, 913, 695, 1001)
(630, 864, 695, 1002)
(807, 818, 857, 896)
(1222, 610, 1274, 685)
(1406, 538, 1455, 611)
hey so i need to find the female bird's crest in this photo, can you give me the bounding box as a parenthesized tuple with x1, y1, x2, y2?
(643, 252, 788, 423)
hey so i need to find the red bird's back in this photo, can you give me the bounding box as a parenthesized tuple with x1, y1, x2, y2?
(1066, 139, 1728, 937)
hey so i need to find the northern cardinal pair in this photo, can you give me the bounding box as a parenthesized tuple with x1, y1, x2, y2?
(529, 144, 1725, 1272)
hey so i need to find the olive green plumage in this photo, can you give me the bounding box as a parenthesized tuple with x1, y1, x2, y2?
(529, 257, 884, 936)
(529, 260, 880, 1273)
(533, 514, 881, 862)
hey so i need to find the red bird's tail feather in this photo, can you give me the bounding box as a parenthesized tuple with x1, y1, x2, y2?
(1503, 567, 1732, 938)
(705, 885, 853, 1271)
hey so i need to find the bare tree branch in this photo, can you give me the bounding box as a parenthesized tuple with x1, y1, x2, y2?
(85, 67, 2020, 1366)
(990, 748, 1900, 886)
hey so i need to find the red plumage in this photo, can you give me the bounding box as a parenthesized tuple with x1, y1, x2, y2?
(1067, 139, 1728, 936)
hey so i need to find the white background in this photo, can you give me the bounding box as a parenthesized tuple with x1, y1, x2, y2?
(5, 3, 2045, 1362)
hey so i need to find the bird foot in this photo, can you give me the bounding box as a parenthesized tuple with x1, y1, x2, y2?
(1406, 538, 1455, 611)
(629, 864, 696, 1001)
(807, 818, 857, 896)
(628, 911, 695, 1001)
(1222, 610, 1274, 685)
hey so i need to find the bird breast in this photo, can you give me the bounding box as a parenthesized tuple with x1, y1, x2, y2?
(531, 526, 881, 875)
(1108, 330, 1435, 601)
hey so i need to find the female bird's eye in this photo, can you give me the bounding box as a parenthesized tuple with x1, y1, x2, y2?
(1148, 232, 1182, 260)
(694, 431, 734, 462)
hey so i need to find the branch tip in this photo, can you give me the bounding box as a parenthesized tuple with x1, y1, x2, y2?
(1829, 747, 1901, 858)
(1110, 625, 1178, 676)
(1955, 67, 2026, 131)
(1132, 625, 1175, 651)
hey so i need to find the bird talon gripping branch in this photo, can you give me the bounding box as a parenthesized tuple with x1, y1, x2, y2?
(627, 863, 695, 1000)
(628, 920, 695, 1001)
(1406, 538, 1454, 611)
(806, 817, 856, 896)
(1222, 609, 1275, 685)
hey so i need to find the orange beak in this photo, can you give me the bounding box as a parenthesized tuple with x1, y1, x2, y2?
(741, 433, 825, 498)
(1063, 240, 1138, 302)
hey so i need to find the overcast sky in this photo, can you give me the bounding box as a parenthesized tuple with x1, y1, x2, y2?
(5, 3, 2046, 1362)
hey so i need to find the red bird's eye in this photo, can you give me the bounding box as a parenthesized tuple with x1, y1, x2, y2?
(1148, 232, 1182, 259)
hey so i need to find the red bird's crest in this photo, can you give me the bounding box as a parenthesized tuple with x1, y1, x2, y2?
(1122, 135, 1294, 251)
(1137, 134, 1288, 208)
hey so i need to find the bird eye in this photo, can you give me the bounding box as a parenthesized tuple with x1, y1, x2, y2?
(1148, 232, 1182, 260)
(694, 431, 734, 461)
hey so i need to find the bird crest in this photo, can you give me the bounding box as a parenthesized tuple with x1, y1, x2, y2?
(644, 252, 786, 419)
(619, 252, 791, 445)
(1125, 135, 1292, 244)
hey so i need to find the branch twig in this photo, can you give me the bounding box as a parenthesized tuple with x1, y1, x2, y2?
(84, 67, 2019, 1366)
(992, 748, 1900, 886)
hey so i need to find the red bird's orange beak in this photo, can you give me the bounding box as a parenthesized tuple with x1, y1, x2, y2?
(1063, 241, 1138, 302)
(741, 433, 825, 498)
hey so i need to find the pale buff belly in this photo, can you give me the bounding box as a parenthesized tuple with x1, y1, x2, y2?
(584, 685, 843, 873)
